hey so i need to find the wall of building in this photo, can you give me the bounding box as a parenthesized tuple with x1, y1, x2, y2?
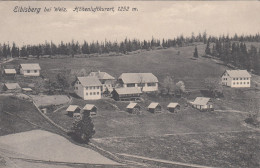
(230, 78, 251, 88)
(123, 82, 158, 92)
(83, 86, 101, 100)
(21, 69, 40, 76)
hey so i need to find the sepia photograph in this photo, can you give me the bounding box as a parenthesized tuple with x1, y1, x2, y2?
(0, 1, 259, 168)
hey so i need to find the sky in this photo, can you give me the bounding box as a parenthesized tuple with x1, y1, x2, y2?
(0, 1, 260, 46)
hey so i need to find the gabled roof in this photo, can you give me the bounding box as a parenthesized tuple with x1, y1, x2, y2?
(77, 77, 102, 87)
(89, 71, 115, 80)
(4, 83, 21, 90)
(20, 64, 41, 70)
(192, 97, 211, 106)
(224, 70, 251, 78)
(66, 105, 80, 112)
(148, 102, 161, 109)
(167, 103, 180, 108)
(114, 87, 142, 95)
(118, 73, 158, 84)
(22, 88, 33, 91)
(4, 69, 16, 74)
(83, 104, 97, 111)
(126, 102, 140, 109)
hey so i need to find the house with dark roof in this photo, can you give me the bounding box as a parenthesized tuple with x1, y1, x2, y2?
(20, 64, 41, 76)
(191, 97, 214, 111)
(118, 73, 158, 92)
(74, 76, 102, 100)
(221, 70, 251, 88)
(88, 71, 115, 93)
(111, 87, 142, 101)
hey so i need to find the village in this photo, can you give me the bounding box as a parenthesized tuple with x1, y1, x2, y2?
(1, 60, 253, 117)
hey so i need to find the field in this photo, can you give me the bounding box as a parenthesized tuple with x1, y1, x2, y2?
(2, 44, 260, 167)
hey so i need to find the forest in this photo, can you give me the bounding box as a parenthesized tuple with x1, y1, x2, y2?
(0, 32, 260, 74)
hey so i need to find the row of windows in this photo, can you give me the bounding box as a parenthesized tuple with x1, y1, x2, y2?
(127, 83, 156, 87)
(233, 82, 250, 85)
(26, 70, 38, 73)
(233, 78, 249, 80)
(86, 86, 100, 90)
(86, 92, 99, 96)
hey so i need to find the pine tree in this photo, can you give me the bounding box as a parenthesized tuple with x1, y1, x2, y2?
(205, 41, 211, 55)
(193, 46, 198, 58)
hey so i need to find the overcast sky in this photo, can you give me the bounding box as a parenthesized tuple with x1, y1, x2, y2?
(0, 1, 259, 46)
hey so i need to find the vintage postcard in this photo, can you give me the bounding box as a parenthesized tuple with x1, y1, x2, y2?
(0, 1, 259, 168)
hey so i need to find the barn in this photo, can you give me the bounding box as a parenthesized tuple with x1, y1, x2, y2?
(3, 69, 16, 79)
(167, 103, 180, 112)
(3, 83, 21, 92)
(20, 64, 41, 76)
(148, 102, 162, 113)
(126, 102, 141, 114)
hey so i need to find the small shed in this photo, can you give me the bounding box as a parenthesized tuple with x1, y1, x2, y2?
(126, 102, 141, 114)
(3, 69, 16, 79)
(148, 102, 162, 113)
(66, 105, 81, 117)
(22, 88, 33, 93)
(3, 83, 21, 92)
(83, 104, 97, 116)
(167, 103, 180, 113)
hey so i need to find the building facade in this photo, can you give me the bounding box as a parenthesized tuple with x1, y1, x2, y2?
(74, 77, 102, 100)
(221, 70, 251, 88)
(20, 64, 41, 76)
(118, 73, 158, 92)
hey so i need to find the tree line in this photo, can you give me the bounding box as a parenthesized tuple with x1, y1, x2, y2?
(204, 35, 260, 74)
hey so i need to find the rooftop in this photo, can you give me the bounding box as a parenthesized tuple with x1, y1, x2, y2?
(20, 64, 41, 70)
(77, 77, 102, 87)
(89, 71, 115, 80)
(225, 70, 251, 78)
(192, 97, 211, 106)
(114, 87, 142, 95)
(118, 73, 158, 84)
(148, 102, 160, 109)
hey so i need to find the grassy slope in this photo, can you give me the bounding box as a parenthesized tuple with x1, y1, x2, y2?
(0, 96, 63, 136)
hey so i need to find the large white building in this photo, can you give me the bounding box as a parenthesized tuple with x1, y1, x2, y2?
(74, 76, 102, 100)
(20, 64, 41, 76)
(221, 70, 251, 88)
(118, 73, 158, 92)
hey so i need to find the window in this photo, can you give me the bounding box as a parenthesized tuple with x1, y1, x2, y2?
(233, 78, 235, 80)
(34, 70, 37, 73)
(247, 82, 250, 84)
(137, 83, 145, 87)
(97, 92, 99, 95)
(233, 82, 235, 85)
(90, 92, 92, 95)
(244, 82, 246, 84)
(96, 86, 99, 89)
(127, 83, 135, 87)
(27, 70, 30, 73)
(240, 78, 242, 80)
(90, 86, 92, 90)
(240, 82, 242, 84)
(75, 87, 78, 90)
(86, 92, 88, 95)
(86, 87, 88, 90)
(147, 83, 156, 87)
(93, 92, 96, 95)
(237, 78, 238, 80)
(237, 82, 239, 84)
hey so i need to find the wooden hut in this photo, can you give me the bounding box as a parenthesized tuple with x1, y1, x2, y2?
(3, 69, 16, 79)
(83, 104, 97, 116)
(191, 97, 214, 111)
(126, 102, 141, 114)
(148, 102, 162, 113)
(3, 83, 21, 92)
(167, 103, 180, 113)
(66, 105, 81, 117)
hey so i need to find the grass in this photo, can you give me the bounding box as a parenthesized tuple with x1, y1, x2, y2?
(0, 96, 63, 136)
(93, 131, 260, 168)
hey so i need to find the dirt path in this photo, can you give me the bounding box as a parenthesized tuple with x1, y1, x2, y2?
(116, 153, 216, 168)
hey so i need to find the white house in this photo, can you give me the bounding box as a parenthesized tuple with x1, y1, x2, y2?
(74, 76, 102, 100)
(118, 73, 158, 92)
(20, 64, 41, 76)
(221, 70, 251, 88)
(88, 71, 115, 93)
(191, 97, 214, 111)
